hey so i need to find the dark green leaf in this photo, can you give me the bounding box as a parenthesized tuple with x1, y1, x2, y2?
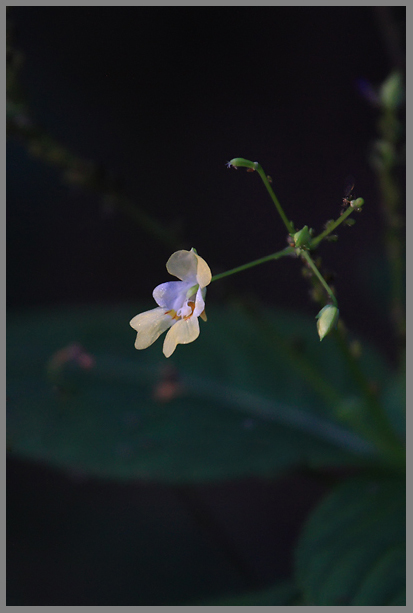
(382, 370, 406, 439)
(294, 476, 405, 605)
(7, 304, 390, 483)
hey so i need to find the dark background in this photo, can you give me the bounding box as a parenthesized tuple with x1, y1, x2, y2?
(7, 6, 405, 605)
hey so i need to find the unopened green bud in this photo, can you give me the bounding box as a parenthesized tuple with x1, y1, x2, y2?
(226, 158, 258, 170)
(316, 305, 339, 341)
(293, 225, 312, 249)
(351, 197, 364, 209)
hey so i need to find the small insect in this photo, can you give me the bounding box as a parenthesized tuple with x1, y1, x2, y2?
(341, 175, 356, 214)
(342, 175, 355, 206)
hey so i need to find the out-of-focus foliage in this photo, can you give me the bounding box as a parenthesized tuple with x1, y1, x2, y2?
(7, 303, 395, 483)
(197, 579, 300, 605)
(294, 476, 406, 605)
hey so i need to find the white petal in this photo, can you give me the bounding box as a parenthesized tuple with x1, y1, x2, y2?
(130, 307, 173, 350)
(153, 281, 188, 309)
(193, 286, 205, 318)
(163, 316, 200, 358)
(193, 251, 212, 288)
(166, 250, 197, 282)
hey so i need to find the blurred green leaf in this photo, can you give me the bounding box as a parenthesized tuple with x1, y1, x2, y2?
(7, 304, 392, 483)
(294, 476, 405, 605)
(195, 578, 300, 605)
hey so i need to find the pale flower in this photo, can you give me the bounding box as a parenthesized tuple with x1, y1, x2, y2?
(130, 249, 212, 358)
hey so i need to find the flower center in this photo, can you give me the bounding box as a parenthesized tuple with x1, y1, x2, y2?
(183, 301, 196, 320)
(165, 300, 196, 321)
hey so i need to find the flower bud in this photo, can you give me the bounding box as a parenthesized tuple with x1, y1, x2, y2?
(226, 158, 258, 170)
(316, 305, 339, 341)
(351, 197, 364, 210)
(293, 225, 312, 249)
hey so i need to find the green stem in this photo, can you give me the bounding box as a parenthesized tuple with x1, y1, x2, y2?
(255, 164, 295, 235)
(310, 206, 356, 249)
(375, 108, 405, 358)
(211, 246, 295, 283)
(227, 158, 294, 234)
(300, 250, 338, 306)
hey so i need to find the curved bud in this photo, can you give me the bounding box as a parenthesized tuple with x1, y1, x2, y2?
(227, 158, 258, 170)
(316, 305, 339, 341)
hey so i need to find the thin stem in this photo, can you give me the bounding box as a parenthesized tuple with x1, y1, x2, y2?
(300, 250, 338, 306)
(375, 104, 405, 360)
(6, 23, 182, 250)
(310, 206, 357, 249)
(255, 164, 295, 235)
(211, 246, 295, 283)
